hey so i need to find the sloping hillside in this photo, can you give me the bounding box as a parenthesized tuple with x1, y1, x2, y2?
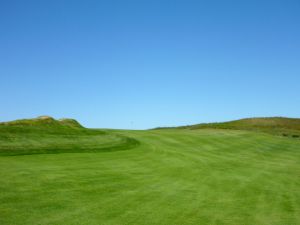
(0, 116, 83, 128)
(0, 116, 139, 155)
(177, 117, 300, 137)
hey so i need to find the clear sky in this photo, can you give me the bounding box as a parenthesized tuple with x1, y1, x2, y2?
(0, 0, 299, 129)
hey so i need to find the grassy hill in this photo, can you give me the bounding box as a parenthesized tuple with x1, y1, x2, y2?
(0, 116, 139, 156)
(0, 116, 299, 225)
(0, 116, 86, 129)
(167, 117, 300, 138)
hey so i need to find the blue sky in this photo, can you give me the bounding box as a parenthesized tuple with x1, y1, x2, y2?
(0, 0, 299, 129)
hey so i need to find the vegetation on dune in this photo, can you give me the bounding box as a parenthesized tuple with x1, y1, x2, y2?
(58, 118, 84, 128)
(0, 116, 139, 156)
(0, 116, 83, 128)
(157, 117, 300, 138)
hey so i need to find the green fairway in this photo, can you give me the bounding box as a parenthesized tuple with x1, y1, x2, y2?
(0, 118, 300, 224)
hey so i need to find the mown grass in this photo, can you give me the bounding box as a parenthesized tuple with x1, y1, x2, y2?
(0, 118, 300, 225)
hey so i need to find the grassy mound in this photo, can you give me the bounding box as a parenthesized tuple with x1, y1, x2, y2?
(177, 117, 300, 137)
(0, 116, 83, 128)
(0, 116, 139, 156)
(58, 118, 84, 128)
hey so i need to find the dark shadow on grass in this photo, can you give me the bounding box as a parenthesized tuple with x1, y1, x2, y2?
(0, 136, 141, 156)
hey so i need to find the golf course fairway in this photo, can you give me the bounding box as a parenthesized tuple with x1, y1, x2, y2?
(0, 117, 299, 225)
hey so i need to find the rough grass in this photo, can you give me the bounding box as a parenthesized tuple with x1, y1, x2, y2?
(0, 118, 300, 224)
(174, 117, 300, 137)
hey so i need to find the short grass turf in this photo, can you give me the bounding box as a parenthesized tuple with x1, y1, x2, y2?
(0, 128, 300, 224)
